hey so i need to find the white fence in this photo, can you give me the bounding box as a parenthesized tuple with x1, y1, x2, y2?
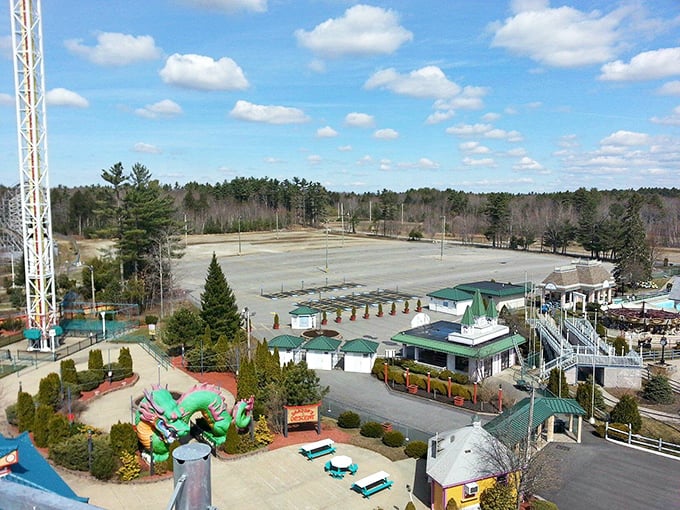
(605, 422, 680, 459)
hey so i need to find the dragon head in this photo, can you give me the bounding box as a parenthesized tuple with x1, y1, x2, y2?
(137, 386, 190, 442)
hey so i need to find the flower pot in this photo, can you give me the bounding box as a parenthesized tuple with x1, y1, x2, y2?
(416, 307, 422, 312)
(389, 311, 396, 316)
(382, 422, 393, 433)
(403, 309, 410, 314)
(363, 314, 369, 319)
(407, 384, 418, 394)
(335, 317, 342, 323)
(273, 324, 280, 330)
(350, 316, 356, 321)
(453, 396, 464, 406)
(377, 312, 383, 317)
(321, 319, 327, 325)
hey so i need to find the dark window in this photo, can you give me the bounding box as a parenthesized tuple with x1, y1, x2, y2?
(455, 356, 469, 372)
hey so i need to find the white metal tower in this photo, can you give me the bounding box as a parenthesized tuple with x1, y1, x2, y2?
(10, 0, 58, 351)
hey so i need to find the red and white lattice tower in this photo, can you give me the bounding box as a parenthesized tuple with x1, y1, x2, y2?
(10, 0, 57, 351)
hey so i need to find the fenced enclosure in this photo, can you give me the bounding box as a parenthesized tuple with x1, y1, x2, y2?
(605, 422, 680, 459)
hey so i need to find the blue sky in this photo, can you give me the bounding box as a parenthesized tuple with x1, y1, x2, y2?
(1, 0, 680, 193)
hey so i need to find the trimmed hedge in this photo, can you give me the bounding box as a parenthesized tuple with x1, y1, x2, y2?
(382, 430, 405, 447)
(531, 500, 559, 510)
(5, 403, 18, 426)
(404, 440, 428, 459)
(77, 370, 102, 392)
(337, 411, 361, 428)
(360, 421, 384, 438)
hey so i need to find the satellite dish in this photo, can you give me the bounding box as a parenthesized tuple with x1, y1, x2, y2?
(411, 312, 431, 328)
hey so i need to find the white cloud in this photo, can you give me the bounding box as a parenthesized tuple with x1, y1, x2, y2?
(229, 100, 309, 124)
(307, 154, 322, 164)
(433, 86, 489, 111)
(160, 53, 248, 91)
(295, 4, 412, 58)
(373, 128, 399, 140)
(65, 32, 161, 66)
(365, 66, 460, 99)
(513, 156, 546, 172)
(0, 93, 14, 106)
(558, 134, 580, 148)
(459, 141, 491, 154)
(599, 47, 680, 81)
(308, 59, 326, 73)
(651, 105, 680, 126)
(426, 110, 455, 124)
(485, 128, 524, 142)
(482, 112, 501, 122)
(135, 99, 182, 119)
(490, 4, 624, 67)
(357, 155, 373, 165)
(506, 147, 528, 157)
(446, 123, 492, 136)
(46, 88, 89, 108)
(658, 81, 680, 95)
(264, 157, 283, 164)
(133, 142, 161, 154)
(379, 158, 392, 171)
(0, 35, 11, 59)
(462, 157, 496, 167)
(337, 145, 352, 152)
(316, 126, 338, 138)
(180, 0, 267, 13)
(600, 130, 650, 146)
(345, 112, 374, 127)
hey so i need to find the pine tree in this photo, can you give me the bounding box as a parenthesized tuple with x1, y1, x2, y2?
(38, 372, 62, 410)
(223, 420, 240, 454)
(575, 375, 604, 419)
(213, 334, 230, 372)
(118, 347, 133, 378)
(47, 413, 71, 447)
(200, 253, 241, 342)
(88, 349, 104, 372)
(60, 359, 78, 386)
(547, 368, 570, 398)
(33, 405, 54, 447)
(282, 361, 329, 406)
(613, 194, 652, 290)
(643, 375, 674, 405)
(237, 358, 258, 402)
(610, 394, 642, 433)
(164, 307, 205, 348)
(17, 391, 35, 432)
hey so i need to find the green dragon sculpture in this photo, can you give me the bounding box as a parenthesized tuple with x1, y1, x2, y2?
(135, 383, 254, 461)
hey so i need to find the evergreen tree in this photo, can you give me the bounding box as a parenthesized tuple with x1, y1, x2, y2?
(33, 405, 54, 447)
(118, 347, 133, 378)
(164, 307, 205, 348)
(575, 375, 605, 419)
(47, 413, 71, 447)
(547, 368, 570, 398)
(282, 361, 329, 406)
(484, 192, 511, 247)
(17, 391, 35, 432)
(237, 358, 258, 402)
(60, 359, 78, 386)
(253, 415, 274, 446)
(89, 349, 104, 373)
(610, 394, 642, 432)
(223, 420, 240, 454)
(200, 253, 241, 342)
(109, 421, 139, 456)
(479, 482, 516, 510)
(642, 375, 674, 405)
(213, 334, 230, 372)
(38, 372, 62, 411)
(613, 194, 652, 290)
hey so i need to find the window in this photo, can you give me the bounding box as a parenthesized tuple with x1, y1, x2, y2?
(455, 356, 469, 372)
(501, 350, 510, 370)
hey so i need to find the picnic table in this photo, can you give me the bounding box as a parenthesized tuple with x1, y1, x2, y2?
(298, 438, 336, 460)
(351, 470, 393, 498)
(324, 455, 358, 479)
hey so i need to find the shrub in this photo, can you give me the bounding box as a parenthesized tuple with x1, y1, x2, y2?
(77, 370, 102, 392)
(223, 421, 239, 454)
(602, 422, 630, 441)
(88, 349, 104, 372)
(107, 362, 127, 382)
(404, 440, 428, 459)
(337, 411, 361, 428)
(33, 405, 54, 447)
(117, 450, 141, 481)
(5, 403, 18, 426)
(110, 421, 139, 456)
(360, 421, 384, 438)
(144, 315, 158, 325)
(91, 435, 116, 480)
(49, 434, 90, 471)
(438, 369, 455, 380)
(642, 375, 674, 405)
(118, 347, 133, 378)
(17, 391, 35, 432)
(48, 413, 72, 447)
(382, 430, 405, 447)
(480, 482, 516, 510)
(390, 371, 405, 385)
(60, 359, 78, 386)
(38, 372, 62, 410)
(610, 394, 642, 433)
(371, 357, 387, 375)
(62, 381, 81, 401)
(451, 383, 472, 400)
(430, 379, 447, 395)
(254, 415, 274, 446)
(611, 336, 629, 356)
(451, 372, 469, 384)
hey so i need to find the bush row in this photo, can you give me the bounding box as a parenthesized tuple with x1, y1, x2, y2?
(335, 412, 426, 457)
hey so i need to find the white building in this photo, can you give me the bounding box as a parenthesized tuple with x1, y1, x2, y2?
(340, 338, 379, 373)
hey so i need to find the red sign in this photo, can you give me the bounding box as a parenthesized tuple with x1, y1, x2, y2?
(285, 403, 320, 425)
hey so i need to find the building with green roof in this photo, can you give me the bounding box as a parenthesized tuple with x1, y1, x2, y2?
(302, 335, 342, 370)
(427, 287, 474, 315)
(340, 338, 379, 373)
(289, 306, 319, 330)
(267, 334, 306, 365)
(392, 290, 525, 381)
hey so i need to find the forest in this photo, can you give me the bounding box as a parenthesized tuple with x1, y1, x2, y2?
(1, 162, 675, 308)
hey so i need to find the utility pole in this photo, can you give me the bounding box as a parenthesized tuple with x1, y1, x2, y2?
(440, 216, 445, 260)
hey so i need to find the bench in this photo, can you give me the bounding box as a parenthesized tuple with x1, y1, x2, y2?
(351, 470, 393, 498)
(298, 438, 336, 460)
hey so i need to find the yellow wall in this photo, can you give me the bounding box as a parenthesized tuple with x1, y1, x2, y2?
(433, 473, 519, 510)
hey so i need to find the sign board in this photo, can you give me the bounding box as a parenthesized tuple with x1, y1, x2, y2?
(148, 324, 156, 337)
(283, 402, 321, 437)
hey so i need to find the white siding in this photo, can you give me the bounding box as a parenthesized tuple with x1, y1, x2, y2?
(291, 315, 317, 330)
(306, 351, 333, 370)
(344, 353, 376, 373)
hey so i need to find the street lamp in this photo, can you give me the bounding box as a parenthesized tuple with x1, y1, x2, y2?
(242, 307, 256, 361)
(660, 336, 668, 365)
(77, 263, 96, 314)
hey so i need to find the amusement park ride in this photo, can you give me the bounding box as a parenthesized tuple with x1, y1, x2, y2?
(9, 0, 60, 351)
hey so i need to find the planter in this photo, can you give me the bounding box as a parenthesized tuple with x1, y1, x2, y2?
(403, 310, 410, 314)
(350, 316, 356, 321)
(416, 307, 422, 312)
(453, 396, 464, 406)
(335, 317, 342, 323)
(363, 314, 369, 319)
(321, 319, 327, 326)
(273, 324, 280, 330)
(377, 312, 383, 317)
(382, 422, 393, 433)
(389, 311, 396, 316)
(407, 384, 418, 394)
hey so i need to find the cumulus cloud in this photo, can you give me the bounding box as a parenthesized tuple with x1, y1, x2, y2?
(46, 88, 89, 108)
(463, 157, 496, 167)
(365, 66, 460, 99)
(446, 123, 493, 136)
(357, 155, 373, 165)
(398, 158, 440, 170)
(651, 105, 680, 126)
(295, 4, 412, 58)
(433, 86, 489, 111)
(337, 145, 352, 152)
(160, 53, 248, 91)
(658, 81, 680, 95)
(135, 99, 182, 119)
(345, 112, 374, 127)
(307, 154, 322, 164)
(513, 156, 546, 172)
(485, 128, 524, 142)
(426, 110, 455, 124)
(459, 141, 491, 154)
(482, 112, 501, 122)
(379, 159, 391, 171)
(489, 3, 625, 67)
(600, 130, 650, 146)
(316, 126, 338, 137)
(229, 100, 309, 124)
(65, 32, 161, 66)
(180, 0, 267, 13)
(264, 157, 283, 164)
(373, 128, 399, 140)
(599, 47, 680, 81)
(0, 93, 13, 106)
(133, 142, 161, 154)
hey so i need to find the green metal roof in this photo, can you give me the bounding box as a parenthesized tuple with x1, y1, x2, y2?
(303, 335, 342, 351)
(483, 397, 586, 446)
(427, 288, 473, 301)
(289, 306, 319, 316)
(268, 335, 305, 349)
(486, 298, 498, 319)
(470, 289, 486, 317)
(390, 331, 526, 358)
(460, 306, 474, 326)
(340, 338, 379, 354)
(456, 281, 527, 297)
